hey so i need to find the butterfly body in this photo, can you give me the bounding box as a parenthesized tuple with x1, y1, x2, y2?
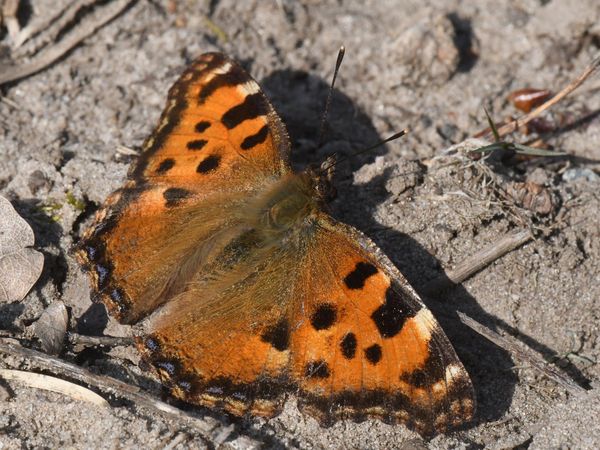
(77, 52, 475, 435)
(245, 169, 327, 241)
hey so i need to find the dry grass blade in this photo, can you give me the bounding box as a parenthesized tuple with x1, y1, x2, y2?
(457, 312, 587, 395)
(471, 104, 566, 158)
(468, 140, 568, 157)
(0, 368, 109, 406)
(484, 107, 501, 142)
(0, 0, 134, 85)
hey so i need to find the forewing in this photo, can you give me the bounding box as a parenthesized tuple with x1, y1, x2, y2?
(76, 53, 291, 323)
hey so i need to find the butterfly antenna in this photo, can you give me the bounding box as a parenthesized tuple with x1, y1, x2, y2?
(317, 45, 346, 148)
(320, 129, 409, 173)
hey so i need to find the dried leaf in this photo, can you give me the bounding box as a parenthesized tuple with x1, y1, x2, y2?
(0, 196, 44, 302)
(505, 181, 554, 215)
(33, 302, 68, 355)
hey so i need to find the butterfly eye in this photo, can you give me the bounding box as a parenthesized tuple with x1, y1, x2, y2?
(314, 177, 336, 203)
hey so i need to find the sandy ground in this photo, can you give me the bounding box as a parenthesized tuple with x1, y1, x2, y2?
(1, 0, 600, 448)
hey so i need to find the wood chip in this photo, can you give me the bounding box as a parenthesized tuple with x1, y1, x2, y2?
(0, 368, 109, 406)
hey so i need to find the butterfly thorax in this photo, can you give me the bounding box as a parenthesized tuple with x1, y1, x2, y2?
(247, 169, 330, 243)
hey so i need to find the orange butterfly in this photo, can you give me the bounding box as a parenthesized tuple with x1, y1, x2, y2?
(76, 52, 474, 435)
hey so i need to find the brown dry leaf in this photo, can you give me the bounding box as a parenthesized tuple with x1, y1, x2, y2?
(33, 302, 68, 355)
(505, 181, 554, 215)
(0, 196, 44, 302)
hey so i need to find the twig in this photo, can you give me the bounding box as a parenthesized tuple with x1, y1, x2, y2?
(476, 55, 600, 140)
(0, 0, 134, 86)
(12, 0, 99, 52)
(0, 94, 20, 109)
(457, 312, 587, 395)
(67, 332, 133, 348)
(0, 368, 109, 406)
(423, 229, 533, 295)
(0, 339, 218, 435)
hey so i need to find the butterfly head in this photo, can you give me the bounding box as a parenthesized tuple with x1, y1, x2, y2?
(306, 155, 337, 204)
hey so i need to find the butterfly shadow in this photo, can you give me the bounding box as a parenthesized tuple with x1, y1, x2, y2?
(261, 68, 523, 430)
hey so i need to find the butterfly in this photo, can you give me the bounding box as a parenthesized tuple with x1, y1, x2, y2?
(76, 52, 475, 436)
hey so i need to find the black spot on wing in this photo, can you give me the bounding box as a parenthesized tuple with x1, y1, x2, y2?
(364, 344, 382, 365)
(400, 339, 451, 389)
(260, 319, 289, 351)
(340, 333, 357, 359)
(401, 369, 429, 389)
(163, 187, 192, 207)
(195, 121, 211, 133)
(187, 139, 208, 150)
(371, 286, 418, 338)
(221, 93, 269, 129)
(344, 262, 378, 289)
(196, 155, 221, 173)
(305, 361, 330, 379)
(132, 55, 225, 179)
(310, 304, 337, 330)
(241, 124, 269, 150)
(156, 158, 175, 173)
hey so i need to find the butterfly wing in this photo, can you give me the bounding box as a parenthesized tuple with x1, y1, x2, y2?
(289, 215, 475, 435)
(76, 53, 291, 323)
(137, 213, 474, 435)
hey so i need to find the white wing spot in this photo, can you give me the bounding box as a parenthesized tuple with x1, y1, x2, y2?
(411, 308, 435, 341)
(445, 363, 465, 383)
(214, 61, 232, 74)
(203, 61, 232, 83)
(238, 80, 260, 95)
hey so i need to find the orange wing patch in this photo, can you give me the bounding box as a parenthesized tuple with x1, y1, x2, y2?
(76, 53, 291, 323)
